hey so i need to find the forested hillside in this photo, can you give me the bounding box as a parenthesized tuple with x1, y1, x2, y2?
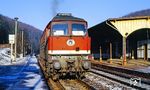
(122, 9, 150, 17)
(0, 14, 42, 54)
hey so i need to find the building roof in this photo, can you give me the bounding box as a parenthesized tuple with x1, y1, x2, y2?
(52, 13, 85, 21)
(108, 16, 150, 21)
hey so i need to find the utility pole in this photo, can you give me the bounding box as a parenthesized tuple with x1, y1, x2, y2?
(21, 30, 24, 57)
(14, 17, 18, 61)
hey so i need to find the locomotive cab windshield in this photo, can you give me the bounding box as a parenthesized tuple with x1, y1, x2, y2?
(52, 23, 68, 36)
(72, 23, 86, 36)
(52, 23, 87, 36)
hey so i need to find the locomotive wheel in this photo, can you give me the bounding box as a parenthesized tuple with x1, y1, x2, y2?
(76, 72, 80, 79)
(75, 70, 82, 79)
(46, 62, 53, 77)
(78, 70, 85, 79)
(45, 63, 50, 76)
(52, 74, 59, 81)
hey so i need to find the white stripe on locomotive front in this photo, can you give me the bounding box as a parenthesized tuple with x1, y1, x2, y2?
(48, 50, 90, 55)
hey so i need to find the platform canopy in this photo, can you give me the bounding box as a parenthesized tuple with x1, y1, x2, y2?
(88, 16, 150, 61)
(108, 16, 150, 37)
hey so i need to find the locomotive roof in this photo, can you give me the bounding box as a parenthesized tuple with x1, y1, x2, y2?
(52, 13, 86, 21)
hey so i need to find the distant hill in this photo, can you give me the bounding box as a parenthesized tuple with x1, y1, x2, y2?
(0, 14, 42, 54)
(122, 9, 150, 17)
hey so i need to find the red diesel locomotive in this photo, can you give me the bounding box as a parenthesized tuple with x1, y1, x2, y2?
(39, 13, 91, 80)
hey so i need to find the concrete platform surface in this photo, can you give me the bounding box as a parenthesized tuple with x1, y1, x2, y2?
(92, 59, 150, 73)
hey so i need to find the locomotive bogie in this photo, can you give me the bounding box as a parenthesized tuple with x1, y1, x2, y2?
(48, 55, 91, 72)
(41, 54, 91, 80)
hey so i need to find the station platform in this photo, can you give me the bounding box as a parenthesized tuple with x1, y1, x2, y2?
(91, 59, 150, 73)
(0, 56, 49, 90)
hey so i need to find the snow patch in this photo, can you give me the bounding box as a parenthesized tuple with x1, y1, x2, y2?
(137, 67, 150, 73)
(0, 48, 28, 65)
(0, 48, 11, 65)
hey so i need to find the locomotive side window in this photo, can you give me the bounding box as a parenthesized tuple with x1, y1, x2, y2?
(72, 24, 86, 36)
(52, 24, 68, 35)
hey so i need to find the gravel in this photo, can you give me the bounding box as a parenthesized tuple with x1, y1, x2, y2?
(82, 72, 135, 90)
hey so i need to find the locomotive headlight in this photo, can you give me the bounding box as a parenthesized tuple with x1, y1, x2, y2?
(82, 61, 90, 70)
(66, 39, 75, 46)
(53, 61, 61, 70)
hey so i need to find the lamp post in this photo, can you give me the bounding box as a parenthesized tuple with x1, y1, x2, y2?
(21, 30, 24, 57)
(14, 17, 18, 61)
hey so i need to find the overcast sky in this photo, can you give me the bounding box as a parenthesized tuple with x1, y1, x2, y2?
(0, 0, 150, 30)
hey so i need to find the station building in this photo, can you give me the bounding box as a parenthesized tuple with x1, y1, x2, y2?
(88, 16, 150, 61)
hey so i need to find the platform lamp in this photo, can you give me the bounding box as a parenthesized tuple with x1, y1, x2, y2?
(14, 17, 18, 62)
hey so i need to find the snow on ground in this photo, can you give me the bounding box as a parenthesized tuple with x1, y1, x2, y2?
(0, 55, 48, 90)
(6, 56, 49, 90)
(0, 48, 48, 89)
(0, 48, 27, 65)
(137, 67, 150, 73)
(0, 48, 11, 65)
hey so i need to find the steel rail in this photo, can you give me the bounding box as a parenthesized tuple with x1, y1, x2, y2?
(38, 59, 93, 90)
(59, 79, 93, 90)
(91, 63, 150, 90)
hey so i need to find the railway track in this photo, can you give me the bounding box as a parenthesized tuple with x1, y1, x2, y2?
(48, 79, 92, 90)
(38, 59, 93, 90)
(59, 79, 92, 90)
(83, 72, 134, 90)
(91, 62, 150, 90)
(39, 57, 150, 90)
(47, 78, 65, 90)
